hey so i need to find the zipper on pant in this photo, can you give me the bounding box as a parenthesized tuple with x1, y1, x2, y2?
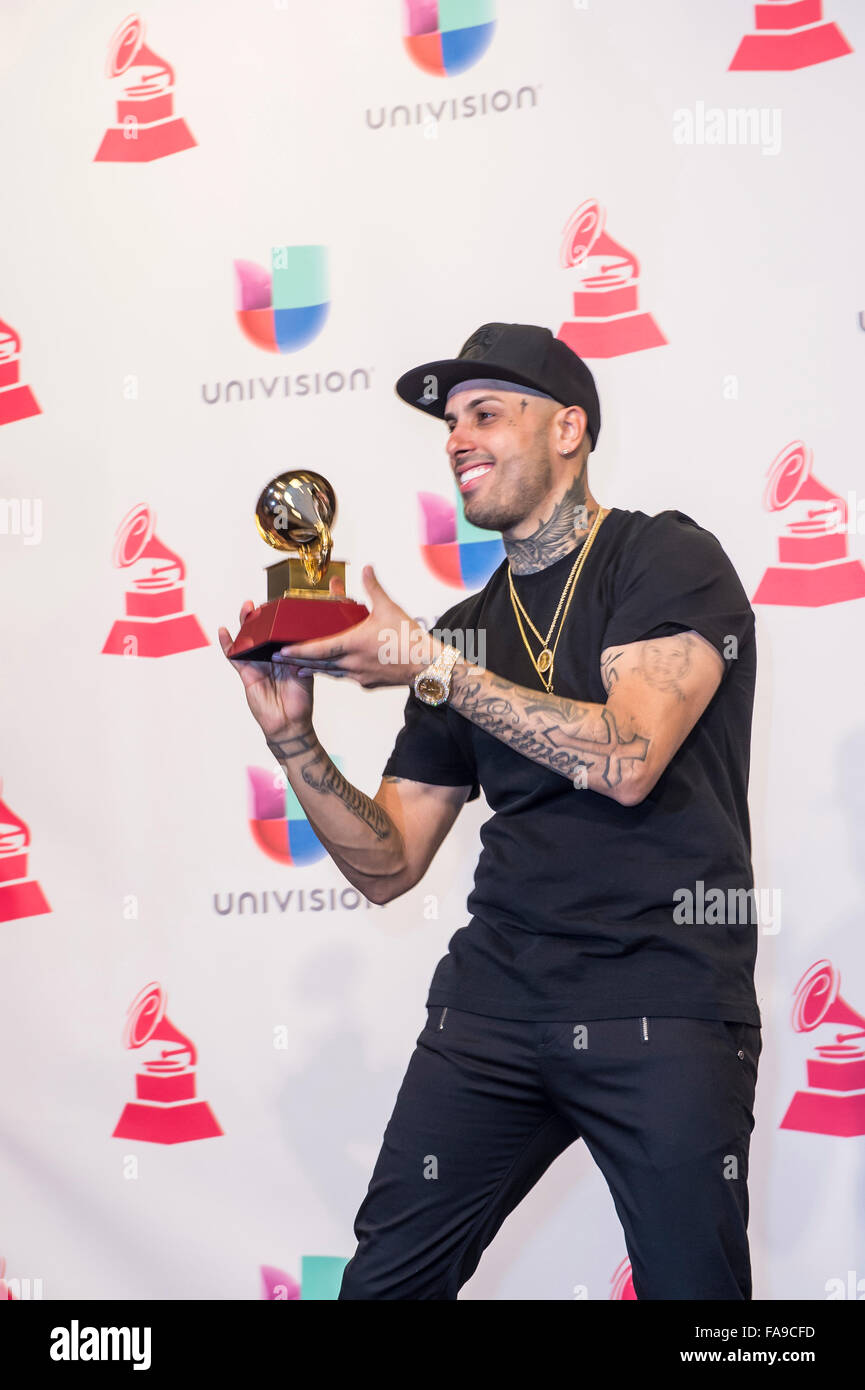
(438, 1007, 448, 1031)
(640, 1016, 649, 1043)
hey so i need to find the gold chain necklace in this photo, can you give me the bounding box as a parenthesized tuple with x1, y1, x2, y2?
(507, 506, 608, 693)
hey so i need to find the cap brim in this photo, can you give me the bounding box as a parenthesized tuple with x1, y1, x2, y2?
(394, 358, 558, 419)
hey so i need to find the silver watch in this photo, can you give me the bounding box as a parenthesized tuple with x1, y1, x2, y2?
(413, 644, 462, 706)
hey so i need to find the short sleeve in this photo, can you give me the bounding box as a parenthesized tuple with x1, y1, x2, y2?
(382, 692, 481, 800)
(601, 511, 755, 677)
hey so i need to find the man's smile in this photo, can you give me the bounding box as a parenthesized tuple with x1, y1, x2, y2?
(456, 461, 495, 492)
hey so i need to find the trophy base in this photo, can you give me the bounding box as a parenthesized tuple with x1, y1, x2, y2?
(752, 559, 865, 607)
(0, 384, 41, 426)
(112, 1100, 223, 1145)
(558, 313, 667, 359)
(94, 119, 197, 163)
(102, 613, 210, 657)
(729, 23, 852, 72)
(780, 1088, 865, 1137)
(228, 596, 369, 662)
(0, 879, 51, 924)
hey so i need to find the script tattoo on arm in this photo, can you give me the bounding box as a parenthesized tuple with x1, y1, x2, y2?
(300, 760, 392, 839)
(266, 729, 392, 839)
(448, 669, 650, 799)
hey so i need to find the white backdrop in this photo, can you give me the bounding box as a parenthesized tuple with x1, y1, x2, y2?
(1, 0, 863, 1301)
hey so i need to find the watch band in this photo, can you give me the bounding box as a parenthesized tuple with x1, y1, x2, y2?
(413, 644, 462, 706)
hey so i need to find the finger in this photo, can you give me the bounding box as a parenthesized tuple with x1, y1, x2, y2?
(276, 654, 347, 670)
(276, 640, 347, 662)
(362, 564, 385, 601)
(328, 575, 346, 597)
(218, 626, 236, 657)
(239, 599, 256, 626)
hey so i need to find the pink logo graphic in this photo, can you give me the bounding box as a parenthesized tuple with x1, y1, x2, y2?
(102, 504, 209, 657)
(94, 14, 196, 163)
(261, 1257, 349, 1300)
(752, 442, 865, 607)
(557, 200, 666, 359)
(781, 960, 865, 1138)
(0, 1256, 17, 1300)
(729, 0, 852, 71)
(0, 317, 41, 427)
(261, 1265, 301, 1300)
(0, 781, 50, 924)
(610, 1256, 637, 1300)
(113, 983, 223, 1145)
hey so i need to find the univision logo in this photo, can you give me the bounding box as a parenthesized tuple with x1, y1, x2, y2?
(247, 765, 330, 866)
(234, 245, 328, 353)
(418, 482, 503, 588)
(403, 0, 496, 76)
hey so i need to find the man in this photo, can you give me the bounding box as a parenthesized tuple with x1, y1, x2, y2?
(219, 322, 762, 1301)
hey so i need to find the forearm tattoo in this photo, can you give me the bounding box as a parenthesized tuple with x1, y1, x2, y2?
(300, 760, 392, 839)
(265, 729, 318, 761)
(449, 669, 650, 793)
(267, 730, 392, 839)
(504, 475, 596, 575)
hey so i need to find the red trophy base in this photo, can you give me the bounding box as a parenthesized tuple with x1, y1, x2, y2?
(780, 1089, 865, 1137)
(102, 613, 209, 657)
(753, 559, 865, 607)
(112, 1099, 223, 1145)
(0, 879, 51, 923)
(729, 24, 852, 72)
(558, 314, 667, 359)
(228, 597, 369, 662)
(94, 120, 197, 164)
(0, 384, 41, 426)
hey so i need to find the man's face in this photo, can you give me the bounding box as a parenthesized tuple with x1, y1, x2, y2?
(443, 387, 560, 535)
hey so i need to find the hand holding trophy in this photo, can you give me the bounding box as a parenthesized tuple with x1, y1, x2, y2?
(217, 471, 369, 739)
(227, 471, 369, 661)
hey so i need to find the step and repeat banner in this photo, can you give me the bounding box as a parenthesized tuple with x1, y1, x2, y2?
(1, 0, 863, 1302)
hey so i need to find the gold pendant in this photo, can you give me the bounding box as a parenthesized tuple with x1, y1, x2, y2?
(537, 648, 553, 673)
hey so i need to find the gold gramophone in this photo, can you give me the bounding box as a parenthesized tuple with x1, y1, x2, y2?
(227, 471, 369, 661)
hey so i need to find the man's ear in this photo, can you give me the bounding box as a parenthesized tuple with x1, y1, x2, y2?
(557, 404, 589, 456)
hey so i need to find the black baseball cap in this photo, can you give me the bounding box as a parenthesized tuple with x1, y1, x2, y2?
(394, 322, 601, 449)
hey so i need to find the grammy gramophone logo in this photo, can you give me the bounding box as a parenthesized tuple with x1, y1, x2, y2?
(0, 316, 41, 428)
(781, 959, 865, 1138)
(728, 0, 852, 72)
(113, 983, 222, 1145)
(752, 441, 865, 608)
(609, 1257, 637, 1301)
(557, 199, 666, 359)
(94, 14, 196, 163)
(0, 779, 50, 924)
(102, 504, 209, 658)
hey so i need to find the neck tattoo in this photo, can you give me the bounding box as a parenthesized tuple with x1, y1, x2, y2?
(504, 475, 598, 575)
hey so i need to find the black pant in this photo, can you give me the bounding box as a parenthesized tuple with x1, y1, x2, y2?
(338, 1008, 761, 1300)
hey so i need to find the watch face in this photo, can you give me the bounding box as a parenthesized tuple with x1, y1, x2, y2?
(417, 676, 445, 703)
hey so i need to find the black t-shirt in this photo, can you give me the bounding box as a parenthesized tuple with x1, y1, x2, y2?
(382, 507, 760, 1025)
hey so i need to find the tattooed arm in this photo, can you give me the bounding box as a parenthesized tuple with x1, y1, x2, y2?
(265, 726, 473, 903)
(447, 630, 724, 805)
